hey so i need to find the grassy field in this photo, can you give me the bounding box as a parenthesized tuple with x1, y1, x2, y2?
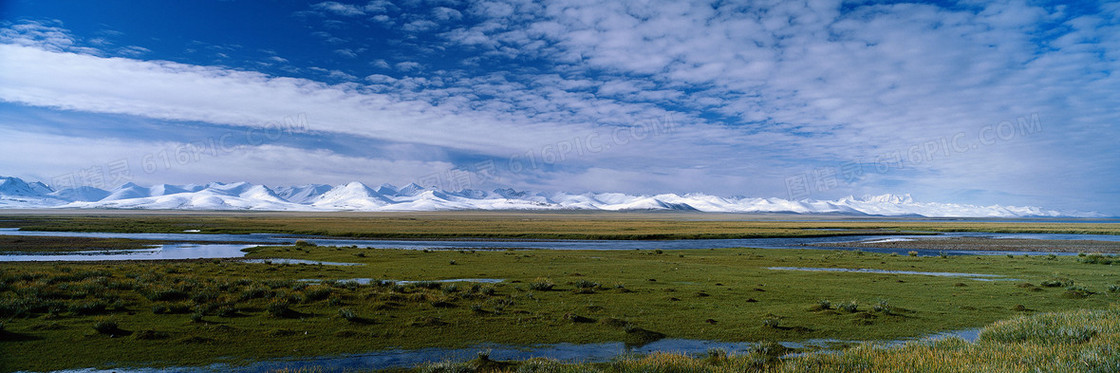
(3, 242, 1119, 371)
(1, 211, 1118, 239)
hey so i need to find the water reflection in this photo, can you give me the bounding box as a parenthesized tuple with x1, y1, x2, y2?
(1, 228, 1115, 262)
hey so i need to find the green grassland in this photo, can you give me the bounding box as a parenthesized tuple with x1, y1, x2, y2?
(2, 211, 1118, 239)
(3, 243, 1119, 371)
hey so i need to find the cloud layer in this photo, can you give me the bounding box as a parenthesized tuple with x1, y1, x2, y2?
(0, 1, 1117, 214)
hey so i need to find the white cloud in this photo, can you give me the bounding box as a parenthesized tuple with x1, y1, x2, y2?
(370, 59, 391, 69)
(116, 45, 150, 57)
(312, 1, 369, 16)
(0, 43, 612, 159)
(432, 7, 463, 22)
(402, 19, 439, 33)
(311, 0, 395, 17)
(334, 48, 358, 58)
(0, 127, 454, 188)
(0, 19, 101, 55)
(430, 0, 1119, 209)
(394, 61, 422, 71)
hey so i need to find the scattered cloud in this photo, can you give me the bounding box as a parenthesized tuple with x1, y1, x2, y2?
(311, 1, 370, 17)
(394, 61, 422, 71)
(334, 48, 358, 58)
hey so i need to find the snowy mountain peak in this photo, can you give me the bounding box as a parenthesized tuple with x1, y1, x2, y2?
(0, 176, 1103, 217)
(343, 181, 372, 190)
(375, 183, 398, 195)
(493, 187, 528, 199)
(149, 184, 188, 196)
(396, 183, 426, 196)
(0, 176, 55, 197)
(274, 184, 333, 204)
(104, 183, 151, 201)
(49, 186, 110, 202)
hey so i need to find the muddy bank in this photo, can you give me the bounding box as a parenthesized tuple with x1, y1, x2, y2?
(811, 237, 1120, 253)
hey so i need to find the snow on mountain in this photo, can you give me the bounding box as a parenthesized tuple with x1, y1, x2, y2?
(149, 183, 203, 196)
(0, 176, 1103, 217)
(395, 183, 426, 197)
(311, 181, 392, 210)
(49, 186, 110, 202)
(374, 183, 399, 196)
(274, 184, 333, 204)
(102, 182, 152, 201)
(0, 176, 64, 207)
(65, 182, 309, 211)
(0, 176, 55, 197)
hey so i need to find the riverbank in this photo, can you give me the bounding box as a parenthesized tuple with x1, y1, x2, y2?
(406, 308, 1120, 373)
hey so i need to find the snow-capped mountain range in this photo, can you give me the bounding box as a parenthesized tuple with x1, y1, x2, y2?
(0, 176, 1100, 217)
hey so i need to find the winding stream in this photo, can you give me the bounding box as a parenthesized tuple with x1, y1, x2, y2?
(2, 228, 1117, 261)
(30, 328, 982, 373)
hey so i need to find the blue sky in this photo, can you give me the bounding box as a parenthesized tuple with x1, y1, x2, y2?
(0, 0, 1117, 214)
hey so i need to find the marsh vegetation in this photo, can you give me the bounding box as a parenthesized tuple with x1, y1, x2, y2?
(1, 214, 1117, 372)
(2, 241, 1119, 371)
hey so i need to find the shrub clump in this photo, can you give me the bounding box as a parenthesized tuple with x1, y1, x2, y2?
(1079, 254, 1116, 265)
(92, 320, 120, 335)
(303, 286, 332, 302)
(1062, 286, 1094, 299)
(133, 329, 169, 340)
(266, 301, 292, 318)
(574, 279, 600, 289)
(810, 299, 832, 311)
(239, 286, 273, 301)
(1041, 280, 1069, 288)
(529, 278, 555, 291)
(338, 308, 359, 322)
(414, 281, 442, 290)
(143, 287, 187, 302)
(872, 300, 893, 314)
